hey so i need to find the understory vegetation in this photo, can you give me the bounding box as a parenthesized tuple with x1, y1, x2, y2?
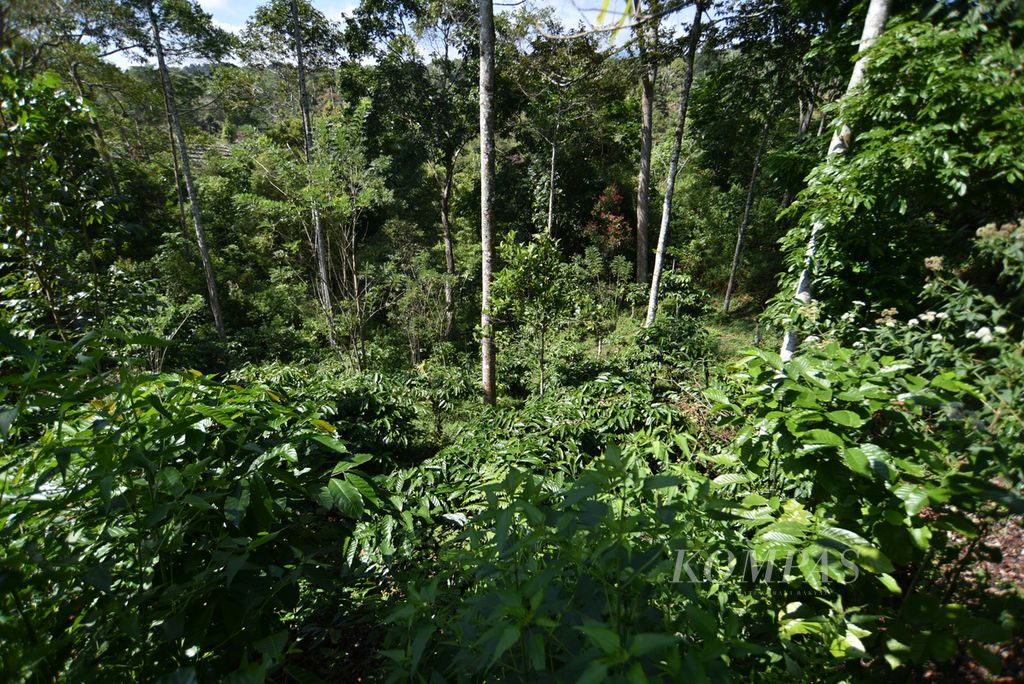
(1, 0, 1022, 681)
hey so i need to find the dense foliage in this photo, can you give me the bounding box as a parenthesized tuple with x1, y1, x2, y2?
(2, 0, 1022, 681)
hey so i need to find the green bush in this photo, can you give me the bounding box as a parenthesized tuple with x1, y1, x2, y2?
(0, 337, 382, 681)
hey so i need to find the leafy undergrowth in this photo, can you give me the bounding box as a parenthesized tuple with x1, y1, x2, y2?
(2, 227, 1023, 682)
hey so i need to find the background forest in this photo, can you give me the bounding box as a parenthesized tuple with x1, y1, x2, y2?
(1, 0, 1023, 681)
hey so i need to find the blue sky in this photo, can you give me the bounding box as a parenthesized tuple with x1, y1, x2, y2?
(196, 0, 667, 33)
(106, 0, 693, 65)
(195, 0, 358, 33)
(196, 0, 692, 43)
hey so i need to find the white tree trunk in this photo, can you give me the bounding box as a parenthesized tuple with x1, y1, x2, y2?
(644, 0, 705, 328)
(723, 123, 769, 314)
(546, 123, 558, 237)
(440, 163, 456, 338)
(479, 0, 497, 404)
(780, 0, 890, 360)
(290, 0, 337, 349)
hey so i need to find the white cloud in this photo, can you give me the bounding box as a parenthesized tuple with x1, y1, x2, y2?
(322, 1, 360, 23)
(213, 19, 244, 34)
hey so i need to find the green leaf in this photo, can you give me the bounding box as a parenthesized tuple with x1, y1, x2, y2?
(860, 443, 894, 480)
(712, 473, 748, 487)
(630, 632, 678, 656)
(578, 624, 621, 655)
(527, 632, 545, 671)
(878, 573, 902, 594)
(802, 429, 844, 447)
(820, 526, 870, 549)
(344, 472, 381, 507)
(894, 484, 929, 516)
(577, 661, 609, 684)
(253, 630, 289, 659)
(704, 388, 731, 405)
(830, 630, 867, 658)
(797, 550, 825, 591)
(826, 410, 864, 428)
(490, 625, 521, 667)
(411, 626, 431, 673)
(645, 475, 685, 490)
(843, 447, 872, 477)
(326, 478, 363, 518)
(853, 546, 894, 574)
(311, 434, 348, 453)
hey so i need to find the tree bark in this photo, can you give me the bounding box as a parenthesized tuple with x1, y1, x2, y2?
(546, 122, 558, 237)
(147, 1, 226, 343)
(635, 30, 656, 284)
(164, 103, 192, 250)
(724, 123, 769, 314)
(290, 0, 337, 348)
(440, 161, 456, 339)
(538, 323, 545, 397)
(479, 0, 497, 404)
(644, 0, 704, 328)
(780, 0, 890, 360)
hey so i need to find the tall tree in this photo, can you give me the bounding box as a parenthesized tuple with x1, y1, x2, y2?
(244, 0, 344, 346)
(634, 0, 659, 284)
(479, 0, 496, 404)
(505, 9, 603, 239)
(346, 0, 477, 340)
(644, 0, 706, 327)
(779, 0, 890, 360)
(142, 0, 231, 342)
(723, 121, 769, 313)
(413, 1, 477, 339)
(71, 0, 232, 342)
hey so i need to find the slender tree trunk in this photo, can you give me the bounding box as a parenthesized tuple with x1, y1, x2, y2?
(781, 92, 815, 208)
(538, 324, 545, 397)
(724, 123, 769, 314)
(70, 62, 120, 196)
(780, 0, 890, 360)
(635, 43, 656, 284)
(479, 0, 497, 404)
(797, 98, 813, 141)
(147, 1, 226, 342)
(164, 105, 191, 248)
(644, 0, 705, 328)
(546, 125, 558, 238)
(290, 0, 337, 348)
(439, 161, 456, 339)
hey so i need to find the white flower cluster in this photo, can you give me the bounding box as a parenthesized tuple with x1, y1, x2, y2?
(918, 311, 949, 323)
(966, 326, 1003, 344)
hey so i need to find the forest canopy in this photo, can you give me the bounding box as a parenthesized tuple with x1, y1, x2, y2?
(1, 0, 1023, 681)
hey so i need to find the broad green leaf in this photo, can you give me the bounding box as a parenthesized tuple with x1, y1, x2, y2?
(326, 478, 363, 518)
(578, 624, 620, 655)
(843, 447, 872, 477)
(825, 410, 864, 428)
(802, 429, 844, 447)
(630, 632, 678, 656)
(490, 625, 521, 667)
(712, 473, 748, 487)
(878, 573, 901, 594)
